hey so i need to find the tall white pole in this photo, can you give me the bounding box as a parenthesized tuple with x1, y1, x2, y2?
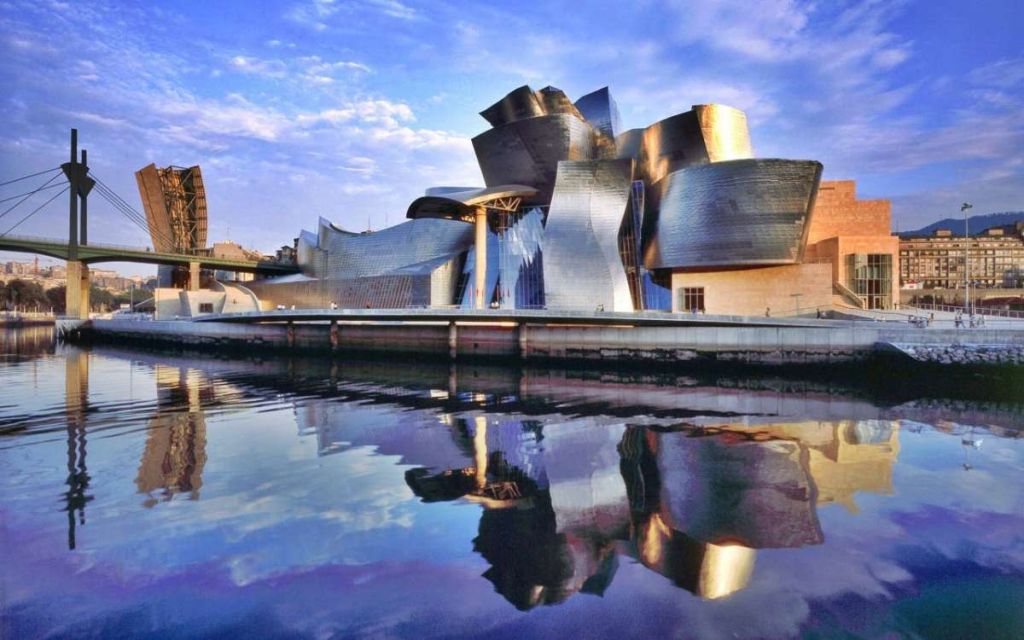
(962, 202, 972, 314)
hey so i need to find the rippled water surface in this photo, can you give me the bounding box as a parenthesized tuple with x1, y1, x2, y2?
(1, 326, 1023, 639)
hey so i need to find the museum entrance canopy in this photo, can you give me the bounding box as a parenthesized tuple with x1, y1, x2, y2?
(406, 185, 538, 223)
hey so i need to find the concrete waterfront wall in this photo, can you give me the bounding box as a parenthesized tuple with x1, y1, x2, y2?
(522, 323, 878, 363)
(75, 318, 1024, 366)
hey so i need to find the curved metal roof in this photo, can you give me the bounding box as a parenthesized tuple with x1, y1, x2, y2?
(406, 184, 538, 222)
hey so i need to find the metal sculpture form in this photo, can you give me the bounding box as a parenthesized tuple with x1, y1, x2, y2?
(273, 83, 823, 313)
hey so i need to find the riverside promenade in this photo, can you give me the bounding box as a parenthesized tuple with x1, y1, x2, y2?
(58, 308, 1024, 366)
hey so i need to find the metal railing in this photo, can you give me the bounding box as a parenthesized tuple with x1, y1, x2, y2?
(905, 302, 1024, 319)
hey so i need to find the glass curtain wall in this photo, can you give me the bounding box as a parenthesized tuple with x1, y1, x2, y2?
(458, 208, 545, 309)
(846, 254, 892, 309)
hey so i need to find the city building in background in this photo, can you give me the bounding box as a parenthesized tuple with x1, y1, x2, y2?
(899, 222, 1024, 306)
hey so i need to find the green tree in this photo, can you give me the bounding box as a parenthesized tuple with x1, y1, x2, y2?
(89, 286, 115, 312)
(1, 279, 48, 310)
(45, 285, 66, 313)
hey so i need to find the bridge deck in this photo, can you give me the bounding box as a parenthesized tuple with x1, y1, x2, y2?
(0, 234, 299, 274)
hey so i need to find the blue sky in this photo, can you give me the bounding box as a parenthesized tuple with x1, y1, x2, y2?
(1, 0, 1022, 275)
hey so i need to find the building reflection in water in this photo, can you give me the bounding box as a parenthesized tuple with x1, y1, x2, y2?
(0, 325, 56, 356)
(135, 365, 209, 507)
(402, 416, 900, 609)
(63, 348, 92, 550)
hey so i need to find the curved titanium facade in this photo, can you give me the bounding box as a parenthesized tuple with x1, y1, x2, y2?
(541, 159, 635, 311)
(632, 111, 709, 185)
(479, 85, 547, 127)
(617, 104, 754, 185)
(257, 218, 473, 308)
(693, 104, 754, 162)
(645, 159, 823, 270)
(320, 218, 472, 279)
(472, 115, 596, 204)
(479, 85, 583, 127)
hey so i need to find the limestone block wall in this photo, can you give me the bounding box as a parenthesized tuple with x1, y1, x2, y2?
(670, 264, 833, 316)
(806, 180, 892, 244)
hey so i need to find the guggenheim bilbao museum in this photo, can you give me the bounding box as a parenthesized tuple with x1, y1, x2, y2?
(247, 84, 897, 316)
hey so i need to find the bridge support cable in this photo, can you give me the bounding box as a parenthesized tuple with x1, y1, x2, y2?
(88, 171, 177, 250)
(90, 178, 176, 250)
(90, 181, 153, 237)
(0, 185, 70, 237)
(0, 167, 61, 188)
(0, 181, 68, 205)
(92, 183, 176, 250)
(0, 172, 67, 222)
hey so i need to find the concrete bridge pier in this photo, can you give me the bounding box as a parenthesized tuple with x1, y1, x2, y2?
(65, 261, 90, 320)
(189, 262, 200, 291)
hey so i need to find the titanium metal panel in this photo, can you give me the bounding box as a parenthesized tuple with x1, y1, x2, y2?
(693, 104, 753, 162)
(645, 159, 823, 270)
(472, 115, 596, 204)
(634, 111, 709, 186)
(295, 230, 321, 275)
(574, 87, 622, 140)
(541, 159, 635, 312)
(616, 104, 754, 184)
(322, 218, 473, 281)
(537, 85, 585, 120)
(480, 85, 584, 128)
(479, 85, 546, 127)
(614, 128, 645, 162)
(258, 219, 471, 308)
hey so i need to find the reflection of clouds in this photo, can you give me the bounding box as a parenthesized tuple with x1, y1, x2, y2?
(894, 450, 1022, 516)
(756, 546, 913, 601)
(890, 507, 1024, 574)
(5, 348, 1024, 638)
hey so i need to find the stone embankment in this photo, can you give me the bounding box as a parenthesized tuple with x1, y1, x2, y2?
(57, 312, 1024, 368)
(893, 343, 1024, 366)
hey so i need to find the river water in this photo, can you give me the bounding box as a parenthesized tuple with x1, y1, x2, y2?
(1, 326, 1022, 639)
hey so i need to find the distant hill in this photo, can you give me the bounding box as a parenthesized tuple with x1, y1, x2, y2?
(898, 212, 1024, 238)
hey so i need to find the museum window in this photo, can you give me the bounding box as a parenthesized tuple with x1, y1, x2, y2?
(846, 254, 893, 310)
(199, 303, 214, 314)
(678, 287, 705, 313)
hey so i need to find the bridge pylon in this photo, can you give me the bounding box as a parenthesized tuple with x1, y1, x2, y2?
(60, 129, 95, 320)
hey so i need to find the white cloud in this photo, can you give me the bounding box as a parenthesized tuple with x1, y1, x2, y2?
(299, 100, 415, 129)
(286, 0, 417, 30)
(669, 0, 810, 61)
(363, 0, 417, 20)
(968, 57, 1024, 89)
(229, 55, 288, 78)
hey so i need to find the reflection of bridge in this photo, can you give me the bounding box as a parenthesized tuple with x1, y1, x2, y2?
(0, 129, 298, 319)
(0, 234, 299, 274)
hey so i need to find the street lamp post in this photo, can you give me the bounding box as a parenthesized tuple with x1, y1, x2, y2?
(962, 202, 973, 316)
